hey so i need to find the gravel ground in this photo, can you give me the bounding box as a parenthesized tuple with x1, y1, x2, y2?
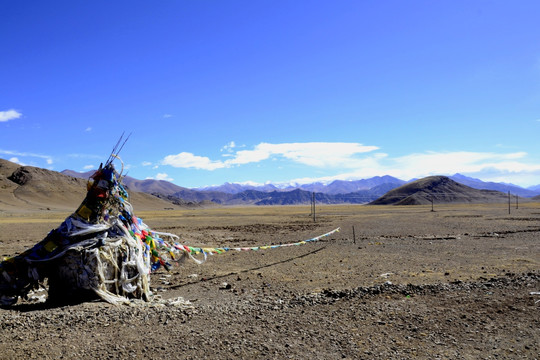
(1, 204, 539, 359)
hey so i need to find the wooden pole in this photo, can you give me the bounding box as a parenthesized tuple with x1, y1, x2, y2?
(352, 225, 356, 244)
(508, 191, 511, 214)
(312, 192, 316, 222)
(516, 194, 519, 209)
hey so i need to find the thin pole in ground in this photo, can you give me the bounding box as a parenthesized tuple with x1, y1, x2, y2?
(311, 192, 316, 222)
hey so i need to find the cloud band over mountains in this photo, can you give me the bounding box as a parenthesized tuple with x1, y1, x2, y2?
(162, 142, 380, 170)
(2, 141, 538, 188)
(159, 142, 540, 186)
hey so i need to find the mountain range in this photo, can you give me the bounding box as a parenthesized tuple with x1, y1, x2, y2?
(1, 157, 538, 211)
(61, 166, 540, 205)
(197, 175, 407, 195)
(60, 169, 540, 198)
(448, 173, 538, 198)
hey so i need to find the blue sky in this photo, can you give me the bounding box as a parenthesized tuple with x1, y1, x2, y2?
(2, 1, 540, 188)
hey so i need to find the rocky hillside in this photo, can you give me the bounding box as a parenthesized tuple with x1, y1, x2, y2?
(0, 159, 181, 212)
(7, 160, 534, 208)
(369, 176, 513, 205)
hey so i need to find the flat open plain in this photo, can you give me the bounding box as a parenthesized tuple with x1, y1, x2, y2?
(1, 203, 539, 359)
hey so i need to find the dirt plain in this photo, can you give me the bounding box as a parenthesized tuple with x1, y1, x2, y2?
(0, 203, 539, 359)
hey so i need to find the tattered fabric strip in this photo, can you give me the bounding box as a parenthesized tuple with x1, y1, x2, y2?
(149, 227, 341, 266)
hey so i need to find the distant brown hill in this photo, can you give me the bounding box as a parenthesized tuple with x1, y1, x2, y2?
(62, 169, 189, 196)
(122, 177, 189, 196)
(369, 176, 512, 205)
(0, 158, 181, 212)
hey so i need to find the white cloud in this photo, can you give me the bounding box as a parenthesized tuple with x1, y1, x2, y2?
(240, 149, 540, 187)
(228, 146, 271, 165)
(85, 127, 92, 132)
(141, 161, 152, 166)
(0, 149, 52, 165)
(83, 165, 94, 170)
(0, 109, 22, 122)
(162, 152, 227, 170)
(231, 142, 379, 168)
(221, 141, 236, 153)
(296, 150, 540, 187)
(159, 143, 540, 187)
(161, 142, 380, 171)
(67, 153, 103, 160)
(146, 173, 174, 181)
(8, 157, 25, 165)
(228, 142, 379, 167)
(163, 114, 173, 118)
(387, 151, 530, 179)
